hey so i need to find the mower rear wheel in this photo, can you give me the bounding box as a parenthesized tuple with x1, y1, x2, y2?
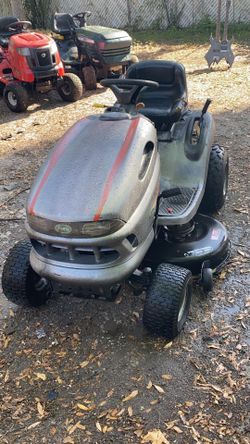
(143, 263, 192, 339)
(82, 66, 97, 90)
(200, 144, 229, 214)
(4, 82, 29, 112)
(57, 73, 83, 102)
(2, 239, 52, 307)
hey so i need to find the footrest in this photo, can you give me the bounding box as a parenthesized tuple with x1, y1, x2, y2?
(159, 186, 198, 218)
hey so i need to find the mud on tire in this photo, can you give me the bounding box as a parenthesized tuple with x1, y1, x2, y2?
(2, 239, 52, 307)
(143, 263, 192, 339)
(57, 72, 83, 102)
(82, 65, 97, 90)
(200, 144, 229, 214)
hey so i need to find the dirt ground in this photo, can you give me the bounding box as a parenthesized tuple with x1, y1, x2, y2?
(0, 42, 249, 444)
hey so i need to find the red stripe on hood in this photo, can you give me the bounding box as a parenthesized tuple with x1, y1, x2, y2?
(93, 117, 140, 222)
(28, 119, 86, 216)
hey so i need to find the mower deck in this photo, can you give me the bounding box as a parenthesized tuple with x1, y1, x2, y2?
(145, 214, 230, 275)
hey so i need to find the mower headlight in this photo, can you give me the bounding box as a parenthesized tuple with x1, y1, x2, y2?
(27, 215, 124, 238)
(17, 47, 31, 56)
(80, 220, 124, 237)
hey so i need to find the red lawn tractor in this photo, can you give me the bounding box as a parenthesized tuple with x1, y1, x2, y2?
(0, 16, 83, 112)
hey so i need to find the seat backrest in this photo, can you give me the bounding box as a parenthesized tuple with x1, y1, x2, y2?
(53, 13, 76, 35)
(126, 60, 188, 105)
(0, 16, 18, 34)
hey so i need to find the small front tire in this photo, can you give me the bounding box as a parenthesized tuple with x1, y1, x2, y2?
(2, 240, 52, 307)
(201, 267, 213, 292)
(3, 82, 29, 112)
(57, 73, 83, 102)
(143, 263, 192, 339)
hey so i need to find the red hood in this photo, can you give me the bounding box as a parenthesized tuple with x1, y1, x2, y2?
(10, 32, 53, 48)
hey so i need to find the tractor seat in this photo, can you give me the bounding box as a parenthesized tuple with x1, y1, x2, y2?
(0, 16, 18, 33)
(126, 60, 188, 129)
(53, 13, 77, 36)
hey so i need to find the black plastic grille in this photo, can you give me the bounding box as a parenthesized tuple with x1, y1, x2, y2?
(31, 239, 119, 265)
(36, 48, 52, 66)
(101, 46, 130, 57)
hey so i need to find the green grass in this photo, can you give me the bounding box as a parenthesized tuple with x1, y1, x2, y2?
(131, 22, 250, 45)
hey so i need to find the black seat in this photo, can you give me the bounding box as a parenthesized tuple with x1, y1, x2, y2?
(126, 60, 188, 129)
(53, 13, 77, 36)
(0, 16, 18, 33)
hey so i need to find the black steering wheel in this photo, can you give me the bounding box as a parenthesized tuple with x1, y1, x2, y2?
(73, 12, 91, 27)
(100, 78, 159, 105)
(8, 21, 32, 32)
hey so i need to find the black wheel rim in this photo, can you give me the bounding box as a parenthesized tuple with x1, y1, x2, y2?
(7, 91, 18, 106)
(177, 281, 192, 330)
(61, 81, 71, 96)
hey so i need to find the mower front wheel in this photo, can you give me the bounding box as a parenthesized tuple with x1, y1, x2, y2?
(2, 239, 52, 307)
(57, 73, 83, 102)
(200, 144, 229, 214)
(143, 263, 192, 339)
(82, 66, 97, 90)
(4, 82, 29, 112)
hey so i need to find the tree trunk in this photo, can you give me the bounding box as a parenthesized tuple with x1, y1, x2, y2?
(10, 0, 25, 19)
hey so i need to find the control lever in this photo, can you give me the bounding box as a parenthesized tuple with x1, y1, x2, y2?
(200, 98, 212, 127)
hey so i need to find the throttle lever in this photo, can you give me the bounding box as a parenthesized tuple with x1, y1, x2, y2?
(200, 98, 212, 127)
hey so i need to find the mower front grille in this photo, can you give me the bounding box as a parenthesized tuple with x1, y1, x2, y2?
(36, 48, 52, 66)
(28, 47, 56, 71)
(159, 187, 198, 217)
(100, 46, 131, 58)
(31, 239, 119, 266)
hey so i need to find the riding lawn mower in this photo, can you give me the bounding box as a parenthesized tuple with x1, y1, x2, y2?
(2, 60, 230, 340)
(52, 11, 138, 90)
(0, 16, 83, 112)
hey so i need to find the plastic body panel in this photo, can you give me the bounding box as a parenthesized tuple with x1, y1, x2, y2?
(27, 114, 158, 223)
(0, 32, 64, 85)
(157, 111, 215, 225)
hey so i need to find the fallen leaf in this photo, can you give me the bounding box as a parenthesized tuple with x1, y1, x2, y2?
(141, 429, 170, 444)
(63, 438, 74, 444)
(27, 421, 41, 430)
(161, 374, 172, 381)
(147, 380, 153, 389)
(153, 384, 165, 394)
(122, 390, 139, 402)
(35, 373, 47, 381)
(77, 403, 92, 412)
(128, 406, 133, 416)
(134, 429, 144, 437)
(4, 370, 9, 383)
(96, 421, 102, 432)
(172, 426, 183, 433)
(50, 426, 57, 436)
(68, 422, 81, 435)
(37, 401, 44, 417)
(80, 361, 89, 369)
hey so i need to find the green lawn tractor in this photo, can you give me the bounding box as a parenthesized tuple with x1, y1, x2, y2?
(52, 11, 138, 90)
